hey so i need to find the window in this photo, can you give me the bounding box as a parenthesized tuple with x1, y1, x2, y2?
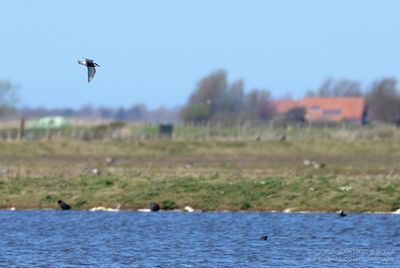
(311, 105, 320, 111)
(323, 109, 341, 116)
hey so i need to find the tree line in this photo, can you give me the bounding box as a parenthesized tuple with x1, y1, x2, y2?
(19, 104, 178, 123)
(1, 72, 400, 124)
(181, 71, 400, 124)
(180, 70, 274, 124)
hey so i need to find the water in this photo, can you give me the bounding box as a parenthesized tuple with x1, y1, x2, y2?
(0, 211, 398, 267)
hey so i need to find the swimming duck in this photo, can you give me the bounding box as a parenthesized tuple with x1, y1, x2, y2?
(338, 210, 347, 217)
(77, 58, 100, 82)
(57, 200, 71, 210)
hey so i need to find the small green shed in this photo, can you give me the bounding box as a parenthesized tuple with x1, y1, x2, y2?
(26, 116, 71, 129)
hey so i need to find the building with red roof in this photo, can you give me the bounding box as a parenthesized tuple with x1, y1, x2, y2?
(272, 97, 367, 124)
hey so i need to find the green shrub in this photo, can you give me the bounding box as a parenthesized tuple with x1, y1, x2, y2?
(162, 199, 176, 210)
(240, 201, 251, 210)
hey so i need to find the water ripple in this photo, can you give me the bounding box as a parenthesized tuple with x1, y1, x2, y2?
(0, 211, 398, 267)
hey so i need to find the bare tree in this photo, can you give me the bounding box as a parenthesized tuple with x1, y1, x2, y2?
(225, 79, 244, 114)
(182, 70, 229, 123)
(242, 89, 271, 121)
(181, 70, 272, 124)
(181, 71, 225, 123)
(366, 78, 400, 123)
(0, 81, 19, 117)
(307, 78, 362, 97)
(188, 70, 228, 111)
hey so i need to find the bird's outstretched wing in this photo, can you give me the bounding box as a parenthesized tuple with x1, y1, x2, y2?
(87, 66, 96, 82)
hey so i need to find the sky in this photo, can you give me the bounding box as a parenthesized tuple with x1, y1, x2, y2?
(1, 0, 400, 109)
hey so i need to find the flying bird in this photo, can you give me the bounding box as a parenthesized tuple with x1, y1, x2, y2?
(78, 58, 100, 82)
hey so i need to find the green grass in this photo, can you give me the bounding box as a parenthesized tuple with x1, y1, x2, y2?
(0, 173, 399, 212)
(0, 124, 400, 211)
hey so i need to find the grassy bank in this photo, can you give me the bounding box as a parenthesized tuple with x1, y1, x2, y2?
(1, 174, 399, 212)
(0, 126, 400, 212)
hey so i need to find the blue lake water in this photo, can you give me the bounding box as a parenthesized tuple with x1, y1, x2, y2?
(0, 211, 398, 267)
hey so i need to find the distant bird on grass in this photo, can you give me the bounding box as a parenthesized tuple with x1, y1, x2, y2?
(58, 200, 71, 210)
(77, 58, 100, 82)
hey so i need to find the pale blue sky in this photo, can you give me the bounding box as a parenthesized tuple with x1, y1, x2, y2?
(1, 0, 400, 109)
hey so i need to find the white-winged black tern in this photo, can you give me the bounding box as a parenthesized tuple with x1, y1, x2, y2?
(78, 58, 100, 82)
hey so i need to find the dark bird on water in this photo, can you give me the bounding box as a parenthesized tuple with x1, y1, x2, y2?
(58, 200, 71, 210)
(260, 235, 268, 241)
(338, 210, 347, 217)
(78, 58, 100, 82)
(148, 202, 160, 212)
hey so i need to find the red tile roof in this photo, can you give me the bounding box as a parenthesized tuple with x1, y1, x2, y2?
(272, 97, 366, 122)
(300, 97, 365, 122)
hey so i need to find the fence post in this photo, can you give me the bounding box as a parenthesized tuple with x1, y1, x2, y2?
(19, 118, 25, 140)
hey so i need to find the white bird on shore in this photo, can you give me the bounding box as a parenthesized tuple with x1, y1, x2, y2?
(77, 58, 100, 82)
(90, 204, 121, 212)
